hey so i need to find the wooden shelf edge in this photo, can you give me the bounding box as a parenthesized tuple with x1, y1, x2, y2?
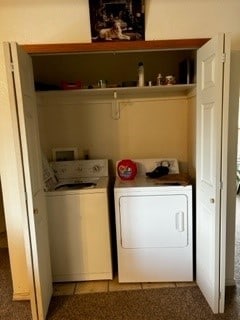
(21, 39, 210, 55)
(36, 84, 196, 98)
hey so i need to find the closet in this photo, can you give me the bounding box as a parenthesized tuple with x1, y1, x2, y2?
(31, 42, 200, 167)
(2, 35, 234, 319)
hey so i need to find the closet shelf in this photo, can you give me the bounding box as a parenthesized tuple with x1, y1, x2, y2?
(36, 84, 196, 100)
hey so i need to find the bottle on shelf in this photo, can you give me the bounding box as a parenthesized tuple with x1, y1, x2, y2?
(138, 62, 144, 87)
(156, 73, 163, 86)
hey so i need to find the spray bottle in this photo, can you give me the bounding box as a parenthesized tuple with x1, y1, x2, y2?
(138, 62, 144, 87)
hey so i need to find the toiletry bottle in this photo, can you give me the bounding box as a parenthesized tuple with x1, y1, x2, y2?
(157, 73, 162, 86)
(138, 62, 144, 87)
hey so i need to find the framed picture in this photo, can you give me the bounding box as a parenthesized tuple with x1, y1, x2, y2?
(88, 0, 145, 42)
(52, 147, 79, 161)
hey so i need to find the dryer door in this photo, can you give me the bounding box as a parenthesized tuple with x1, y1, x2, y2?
(119, 194, 188, 249)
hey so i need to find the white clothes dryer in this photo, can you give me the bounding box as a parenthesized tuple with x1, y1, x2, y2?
(114, 159, 193, 283)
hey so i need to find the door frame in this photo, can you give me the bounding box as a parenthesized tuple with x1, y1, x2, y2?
(226, 52, 240, 286)
(219, 34, 231, 313)
(0, 36, 236, 318)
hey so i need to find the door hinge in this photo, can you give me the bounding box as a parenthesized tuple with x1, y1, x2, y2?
(221, 53, 226, 63)
(219, 181, 223, 190)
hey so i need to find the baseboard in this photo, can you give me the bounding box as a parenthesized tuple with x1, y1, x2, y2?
(225, 278, 236, 286)
(13, 292, 30, 301)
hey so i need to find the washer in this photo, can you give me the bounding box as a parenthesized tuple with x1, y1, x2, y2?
(114, 159, 193, 283)
(44, 159, 113, 282)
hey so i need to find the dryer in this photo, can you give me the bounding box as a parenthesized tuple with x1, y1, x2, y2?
(114, 159, 193, 283)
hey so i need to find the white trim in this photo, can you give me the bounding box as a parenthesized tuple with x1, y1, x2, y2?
(13, 292, 31, 301)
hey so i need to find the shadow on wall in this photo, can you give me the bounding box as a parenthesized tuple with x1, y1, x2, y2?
(0, 178, 6, 233)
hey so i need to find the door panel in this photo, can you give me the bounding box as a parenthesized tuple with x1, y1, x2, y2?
(4, 42, 52, 320)
(47, 193, 112, 281)
(120, 194, 188, 248)
(202, 54, 215, 89)
(196, 33, 230, 313)
(23, 95, 42, 193)
(201, 103, 214, 184)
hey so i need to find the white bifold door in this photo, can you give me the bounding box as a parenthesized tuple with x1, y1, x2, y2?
(2, 33, 230, 319)
(3, 43, 52, 320)
(196, 33, 230, 313)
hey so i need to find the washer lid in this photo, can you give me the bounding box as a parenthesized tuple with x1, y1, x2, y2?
(46, 176, 109, 193)
(54, 181, 97, 191)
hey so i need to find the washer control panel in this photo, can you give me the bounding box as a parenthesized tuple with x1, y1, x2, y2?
(50, 159, 108, 180)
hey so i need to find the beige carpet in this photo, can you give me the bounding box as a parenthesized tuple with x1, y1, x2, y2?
(2, 244, 239, 320)
(0, 248, 31, 320)
(1, 207, 240, 320)
(47, 285, 240, 320)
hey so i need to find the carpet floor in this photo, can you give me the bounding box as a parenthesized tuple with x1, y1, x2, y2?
(1, 209, 240, 320)
(0, 248, 32, 320)
(47, 285, 240, 320)
(1, 250, 240, 320)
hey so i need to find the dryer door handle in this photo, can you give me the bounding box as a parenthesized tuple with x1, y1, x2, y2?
(175, 211, 184, 232)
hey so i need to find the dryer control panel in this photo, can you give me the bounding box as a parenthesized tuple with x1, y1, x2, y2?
(132, 158, 179, 176)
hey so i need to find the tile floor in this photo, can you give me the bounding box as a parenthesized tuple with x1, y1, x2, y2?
(1, 230, 197, 296)
(52, 277, 197, 296)
(0, 231, 202, 297)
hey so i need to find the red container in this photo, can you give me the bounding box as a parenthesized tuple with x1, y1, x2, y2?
(60, 81, 82, 90)
(117, 159, 137, 180)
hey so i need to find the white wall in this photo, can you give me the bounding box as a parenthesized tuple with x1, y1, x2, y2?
(0, 0, 91, 44)
(187, 91, 197, 179)
(38, 95, 190, 172)
(0, 0, 240, 297)
(146, 0, 240, 49)
(0, 1, 240, 49)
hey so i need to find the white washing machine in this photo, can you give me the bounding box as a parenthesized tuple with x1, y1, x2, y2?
(114, 159, 193, 283)
(44, 159, 113, 282)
